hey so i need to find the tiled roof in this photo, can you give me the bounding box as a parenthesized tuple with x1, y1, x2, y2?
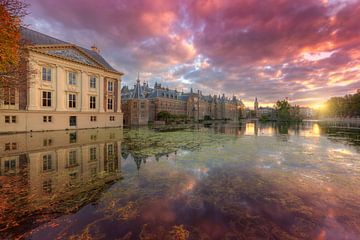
(20, 27, 119, 73)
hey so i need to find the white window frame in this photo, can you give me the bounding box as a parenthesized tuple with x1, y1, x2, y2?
(42, 154, 53, 171)
(42, 66, 52, 81)
(68, 94, 77, 108)
(42, 91, 52, 107)
(107, 98, 113, 110)
(90, 76, 97, 89)
(89, 96, 96, 109)
(108, 81, 113, 92)
(68, 72, 77, 85)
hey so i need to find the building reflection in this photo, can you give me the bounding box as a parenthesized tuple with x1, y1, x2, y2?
(0, 128, 123, 237)
(205, 122, 246, 136)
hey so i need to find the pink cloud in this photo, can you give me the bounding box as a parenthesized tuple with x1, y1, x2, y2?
(24, 0, 360, 106)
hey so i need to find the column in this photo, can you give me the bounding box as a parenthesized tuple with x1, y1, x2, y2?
(27, 64, 39, 110)
(81, 71, 88, 111)
(117, 78, 122, 113)
(99, 76, 105, 112)
(56, 66, 66, 111)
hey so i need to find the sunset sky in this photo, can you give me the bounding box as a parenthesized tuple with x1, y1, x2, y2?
(24, 0, 360, 108)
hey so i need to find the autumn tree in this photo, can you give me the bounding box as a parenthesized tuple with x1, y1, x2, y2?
(0, 0, 28, 104)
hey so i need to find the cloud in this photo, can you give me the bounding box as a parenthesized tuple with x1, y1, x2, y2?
(24, 0, 360, 107)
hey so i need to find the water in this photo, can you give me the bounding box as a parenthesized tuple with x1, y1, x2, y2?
(1, 122, 360, 239)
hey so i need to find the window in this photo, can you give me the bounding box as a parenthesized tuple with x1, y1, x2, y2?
(42, 91, 52, 107)
(68, 150, 77, 166)
(69, 132, 77, 143)
(107, 98, 113, 110)
(69, 116, 77, 127)
(68, 72, 77, 85)
(42, 154, 53, 171)
(110, 116, 115, 121)
(90, 116, 97, 122)
(5, 116, 17, 124)
(3, 87, 16, 105)
(108, 81, 113, 92)
(5, 143, 10, 151)
(43, 139, 52, 146)
(4, 160, 16, 173)
(140, 102, 145, 109)
(90, 147, 97, 161)
(42, 180, 52, 193)
(43, 116, 52, 123)
(42, 67, 51, 81)
(90, 96, 96, 109)
(90, 134, 97, 140)
(107, 144, 114, 155)
(69, 94, 76, 108)
(90, 76, 96, 88)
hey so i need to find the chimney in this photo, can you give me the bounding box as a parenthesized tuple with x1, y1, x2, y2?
(91, 45, 100, 54)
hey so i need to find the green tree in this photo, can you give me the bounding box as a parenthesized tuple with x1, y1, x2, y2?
(274, 99, 291, 121)
(321, 90, 360, 117)
(157, 111, 173, 123)
(274, 99, 302, 122)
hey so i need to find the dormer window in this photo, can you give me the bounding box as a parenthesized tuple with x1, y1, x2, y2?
(108, 81, 113, 92)
(68, 72, 77, 85)
(42, 67, 51, 81)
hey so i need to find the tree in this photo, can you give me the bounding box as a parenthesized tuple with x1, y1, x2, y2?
(274, 99, 291, 121)
(321, 90, 360, 118)
(0, 0, 28, 104)
(274, 99, 302, 122)
(157, 111, 173, 122)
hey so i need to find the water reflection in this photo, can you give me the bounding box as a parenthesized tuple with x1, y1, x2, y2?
(0, 129, 122, 238)
(1, 123, 360, 239)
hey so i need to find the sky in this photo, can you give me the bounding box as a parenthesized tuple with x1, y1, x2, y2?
(24, 0, 360, 108)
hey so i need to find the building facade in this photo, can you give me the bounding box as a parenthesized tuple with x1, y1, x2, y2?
(122, 79, 245, 125)
(0, 27, 123, 133)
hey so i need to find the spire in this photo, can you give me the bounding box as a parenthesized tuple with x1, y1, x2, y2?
(133, 73, 144, 99)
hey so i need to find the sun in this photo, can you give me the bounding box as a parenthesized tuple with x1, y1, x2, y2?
(311, 102, 326, 110)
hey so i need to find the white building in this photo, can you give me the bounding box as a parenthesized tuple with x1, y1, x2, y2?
(0, 27, 123, 133)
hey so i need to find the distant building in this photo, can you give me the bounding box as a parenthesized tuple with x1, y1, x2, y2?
(299, 107, 316, 119)
(121, 80, 245, 125)
(0, 27, 123, 133)
(258, 107, 275, 117)
(121, 75, 149, 126)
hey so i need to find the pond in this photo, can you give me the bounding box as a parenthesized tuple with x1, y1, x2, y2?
(1, 122, 360, 239)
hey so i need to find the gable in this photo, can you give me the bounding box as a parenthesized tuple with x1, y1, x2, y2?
(31, 45, 104, 69)
(46, 48, 97, 66)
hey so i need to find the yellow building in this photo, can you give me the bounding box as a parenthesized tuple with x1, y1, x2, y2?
(0, 27, 123, 133)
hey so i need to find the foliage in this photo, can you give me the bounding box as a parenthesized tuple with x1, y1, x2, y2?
(157, 111, 174, 122)
(259, 115, 269, 122)
(157, 111, 188, 123)
(321, 90, 360, 117)
(0, 0, 27, 74)
(0, 0, 28, 103)
(274, 99, 302, 122)
(204, 115, 212, 121)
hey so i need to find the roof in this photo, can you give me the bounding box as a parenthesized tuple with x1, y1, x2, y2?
(133, 79, 145, 99)
(20, 27, 120, 74)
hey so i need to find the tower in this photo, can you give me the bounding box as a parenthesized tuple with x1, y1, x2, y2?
(254, 97, 259, 118)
